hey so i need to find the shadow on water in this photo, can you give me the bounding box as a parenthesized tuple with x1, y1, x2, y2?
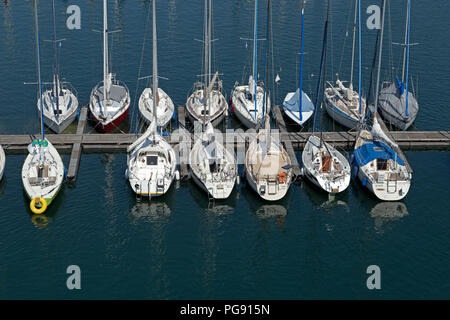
(302, 179, 350, 212)
(188, 178, 237, 217)
(241, 180, 292, 229)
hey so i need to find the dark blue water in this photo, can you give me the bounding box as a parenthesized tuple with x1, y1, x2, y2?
(0, 1, 449, 299)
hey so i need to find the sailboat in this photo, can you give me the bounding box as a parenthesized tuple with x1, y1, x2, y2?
(23, 0, 64, 214)
(186, 0, 227, 127)
(37, 0, 78, 134)
(189, 71, 237, 199)
(378, 0, 418, 130)
(126, 0, 177, 198)
(282, 0, 315, 127)
(245, 0, 293, 201)
(324, 0, 366, 130)
(89, 0, 130, 133)
(138, 0, 174, 130)
(353, 0, 412, 201)
(302, 0, 351, 194)
(231, 0, 271, 129)
(0, 145, 5, 181)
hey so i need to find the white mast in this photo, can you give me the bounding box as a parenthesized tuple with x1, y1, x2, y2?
(401, 0, 409, 83)
(252, 0, 258, 98)
(373, 0, 387, 116)
(349, 0, 358, 91)
(152, 0, 158, 133)
(103, 0, 110, 105)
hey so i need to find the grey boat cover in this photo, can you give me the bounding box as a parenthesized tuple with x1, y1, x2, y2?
(378, 80, 418, 126)
(283, 88, 315, 113)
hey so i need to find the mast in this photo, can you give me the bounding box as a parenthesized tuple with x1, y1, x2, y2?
(203, 0, 208, 130)
(298, 0, 305, 121)
(401, 0, 409, 83)
(262, 0, 270, 126)
(373, 0, 387, 117)
(358, 0, 362, 115)
(51, 0, 60, 116)
(349, 0, 357, 90)
(320, 0, 330, 144)
(103, 0, 109, 104)
(404, 0, 411, 117)
(34, 0, 45, 161)
(207, 0, 212, 123)
(152, 0, 158, 132)
(253, 0, 258, 118)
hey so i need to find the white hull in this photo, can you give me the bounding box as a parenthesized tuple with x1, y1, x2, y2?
(354, 129, 412, 201)
(189, 124, 237, 199)
(245, 129, 292, 201)
(138, 87, 174, 129)
(357, 166, 411, 201)
(186, 89, 227, 128)
(21, 140, 64, 203)
(302, 135, 350, 194)
(127, 132, 176, 197)
(324, 98, 360, 129)
(231, 85, 271, 129)
(38, 89, 79, 134)
(283, 108, 314, 127)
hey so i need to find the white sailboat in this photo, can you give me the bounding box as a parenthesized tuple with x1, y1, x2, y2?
(245, 0, 293, 202)
(302, 135, 350, 194)
(246, 116, 293, 201)
(378, 0, 418, 130)
(324, 0, 366, 129)
(126, 121, 177, 197)
(89, 0, 130, 133)
(138, 0, 174, 130)
(302, 0, 351, 194)
(282, 0, 315, 127)
(186, 0, 227, 127)
(37, 0, 78, 134)
(126, 0, 177, 198)
(231, 0, 271, 129)
(189, 71, 237, 199)
(23, 0, 64, 214)
(353, 0, 412, 201)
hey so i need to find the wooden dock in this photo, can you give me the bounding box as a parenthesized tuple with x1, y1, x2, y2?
(0, 106, 448, 181)
(272, 106, 302, 181)
(66, 107, 88, 182)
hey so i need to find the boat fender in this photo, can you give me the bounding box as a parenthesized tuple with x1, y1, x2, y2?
(30, 197, 47, 214)
(362, 178, 367, 187)
(278, 172, 287, 183)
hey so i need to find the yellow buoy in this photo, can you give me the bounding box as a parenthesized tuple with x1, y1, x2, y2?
(30, 197, 47, 214)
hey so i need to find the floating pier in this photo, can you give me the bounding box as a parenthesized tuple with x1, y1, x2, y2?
(66, 107, 88, 182)
(0, 106, 448, 181)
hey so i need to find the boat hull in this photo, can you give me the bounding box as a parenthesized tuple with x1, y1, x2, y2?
(324, 98, 359, 129)
(90, 105, 130, 133)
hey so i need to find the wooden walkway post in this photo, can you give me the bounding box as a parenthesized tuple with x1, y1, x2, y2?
(66, 107, 88, 182)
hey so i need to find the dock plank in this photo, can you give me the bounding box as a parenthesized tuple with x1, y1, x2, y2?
(66, 107, 88, 182)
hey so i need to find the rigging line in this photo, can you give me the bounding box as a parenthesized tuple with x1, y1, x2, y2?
(130, 1, 152, 134)
(337, 0, 354, 79)
(320, 0, 331, 145)
(312, 0, 330, 134)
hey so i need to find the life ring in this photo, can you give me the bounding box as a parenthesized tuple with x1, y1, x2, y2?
(278, 172, 287, 183)
(30, 197, 47, 214)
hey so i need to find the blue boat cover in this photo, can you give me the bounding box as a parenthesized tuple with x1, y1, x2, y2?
(354, 140, 404, 167)
(283, 89, 315, 112)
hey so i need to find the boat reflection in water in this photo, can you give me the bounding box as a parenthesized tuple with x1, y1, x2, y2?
(302, 179, 349, 213)
(128, 200, 172, 224)
(370, 201, 408, 233)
